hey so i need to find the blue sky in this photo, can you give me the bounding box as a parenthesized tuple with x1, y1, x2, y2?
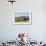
(15, 12, 29, 17)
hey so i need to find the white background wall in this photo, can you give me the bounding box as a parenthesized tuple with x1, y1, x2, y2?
(0, 0, 46, 42)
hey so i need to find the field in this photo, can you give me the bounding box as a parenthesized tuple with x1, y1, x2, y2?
(15, 16, 29, 22)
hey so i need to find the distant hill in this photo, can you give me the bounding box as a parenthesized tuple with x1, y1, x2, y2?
(15, 16, 29, 22)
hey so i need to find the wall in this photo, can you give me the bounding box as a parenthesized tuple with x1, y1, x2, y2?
(0, 0, 46, 41)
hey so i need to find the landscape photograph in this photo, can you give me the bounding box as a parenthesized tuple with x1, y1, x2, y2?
(15, 16, 29, 22)
(13, 11, 32, 24)
(15, 12, 29, 22)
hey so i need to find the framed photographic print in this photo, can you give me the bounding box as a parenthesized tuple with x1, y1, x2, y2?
(12, 10, 32, 25)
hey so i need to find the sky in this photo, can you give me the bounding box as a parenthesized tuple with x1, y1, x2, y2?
(15, 12, 29, 17)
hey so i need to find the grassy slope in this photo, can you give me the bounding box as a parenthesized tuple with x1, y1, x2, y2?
(15, 16, 29, 22)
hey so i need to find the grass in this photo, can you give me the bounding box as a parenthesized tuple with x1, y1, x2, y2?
(15, 16, 29, 22)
